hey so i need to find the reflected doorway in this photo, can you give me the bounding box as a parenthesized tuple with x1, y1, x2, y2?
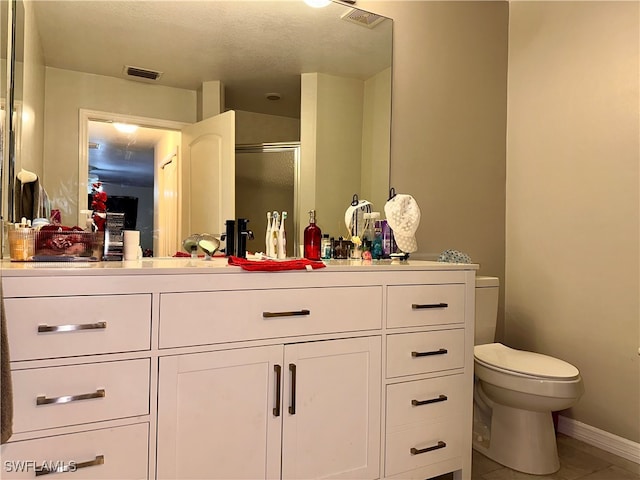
(85, 116, 183, 257)
(236, 143, 299, 257)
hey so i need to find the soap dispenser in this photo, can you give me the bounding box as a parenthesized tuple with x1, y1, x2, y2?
(303, 210, 322, 261)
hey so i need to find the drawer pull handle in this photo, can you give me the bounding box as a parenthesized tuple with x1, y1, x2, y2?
(35, 454, 105, 476)
(263, 310, 310, 318)
(38, 321, 107, 333)
(37, 388, 106, 406)
(410, 441, 446, 455)
(412, 303, 448, 309)
(273, 364, 282, 417)
(288, 363, 297, 415)
(411, 348, 448, 357)
(412, 394, 448, 406)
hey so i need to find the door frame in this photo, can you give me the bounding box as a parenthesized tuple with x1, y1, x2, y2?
(77, 109, 187, 227)
(235, 142, 301, 257)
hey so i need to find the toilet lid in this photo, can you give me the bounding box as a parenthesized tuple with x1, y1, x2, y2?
(474, 343, 580, 379)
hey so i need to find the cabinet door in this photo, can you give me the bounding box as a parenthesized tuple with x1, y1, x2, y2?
(157, 346, 283, 480)
(281, 336, 381, 480)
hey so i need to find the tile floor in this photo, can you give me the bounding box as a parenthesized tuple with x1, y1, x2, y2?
(471, 433, 640, 480)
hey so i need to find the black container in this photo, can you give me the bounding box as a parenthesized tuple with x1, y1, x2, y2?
(237, 218, 250, 259)
(224, 220, 235, 257)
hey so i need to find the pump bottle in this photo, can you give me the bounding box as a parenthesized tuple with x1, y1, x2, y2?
(303, 210, 322, 260)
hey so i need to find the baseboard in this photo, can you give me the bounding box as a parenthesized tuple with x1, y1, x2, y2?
(558, 415, 640, 465)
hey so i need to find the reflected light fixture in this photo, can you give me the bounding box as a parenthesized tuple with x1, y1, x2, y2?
(113, 122, 139, 134)
(304, 0, 331, 8)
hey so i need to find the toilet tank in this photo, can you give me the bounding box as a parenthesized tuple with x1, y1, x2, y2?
(475, 276, 499, 345)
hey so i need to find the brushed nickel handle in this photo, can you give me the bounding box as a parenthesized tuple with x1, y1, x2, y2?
(410, 441, 446, 455)
(35, 455, 104, 476)
(411, 348, 448, 357)
(412, 394, 448, 406)
(38, 321, 107, 333)
(288, 363, 297, 415)
(273, 364, 282, 417)
(412, 303, 448, 309)
(263, 310, 310, 318)
(37, 388, 106, 406)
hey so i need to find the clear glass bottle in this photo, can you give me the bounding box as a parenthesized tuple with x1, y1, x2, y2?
(304, 210, 322, 260)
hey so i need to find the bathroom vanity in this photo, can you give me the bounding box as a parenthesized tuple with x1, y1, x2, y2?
(0, 259, 476, 479)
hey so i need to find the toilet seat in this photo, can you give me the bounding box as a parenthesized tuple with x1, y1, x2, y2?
(474, 343, 579, 380)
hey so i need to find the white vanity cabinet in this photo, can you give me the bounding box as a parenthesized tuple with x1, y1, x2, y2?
(0, 286, 153, 480)
(384, 280, 472, 479)
(157, 336, 381, 480)
(0, 260, 475, 480)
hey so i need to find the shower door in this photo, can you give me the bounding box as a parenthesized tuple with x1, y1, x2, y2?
(235, 143, 299, 258)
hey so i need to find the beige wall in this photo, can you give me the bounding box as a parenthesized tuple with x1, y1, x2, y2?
(235, 110, 299, 145)
(361, 0, 509, 328)
(17, 0, 44, 180)
(43, 67, 197, 225)
(506, 1, 639, 443)
(361, 67, 392, 219)
(300, 72, 368, 244)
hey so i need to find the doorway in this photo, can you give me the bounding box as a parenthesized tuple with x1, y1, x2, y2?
(80, 110, 186, 256)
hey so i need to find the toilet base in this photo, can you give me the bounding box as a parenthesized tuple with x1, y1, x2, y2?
(472, 403, 560, 475)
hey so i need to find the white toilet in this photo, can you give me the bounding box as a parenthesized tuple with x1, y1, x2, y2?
(473, 276, 584, 475)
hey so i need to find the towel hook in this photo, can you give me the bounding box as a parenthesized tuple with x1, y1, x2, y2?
(351, 193, 360, 206)
(388, 187, 396, 200)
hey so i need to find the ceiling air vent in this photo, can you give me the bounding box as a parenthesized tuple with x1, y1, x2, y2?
(123, 65, 163, 81)
(341, 8, 385, 29)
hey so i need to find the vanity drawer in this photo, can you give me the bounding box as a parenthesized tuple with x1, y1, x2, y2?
(386, 329, 465, 378)
(386, 374, 465, 429)
(0, 422, 148, 479)
(12, 359, 150, 433)
(385, 418, 462, 477)
(5, 294, 152, 361)
(387, 284, 465, 328)
(159, 286, 382, 348)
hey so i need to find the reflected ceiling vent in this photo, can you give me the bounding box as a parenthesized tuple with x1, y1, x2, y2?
(341, 8, 385, 28)
(123, 65, 163, 81)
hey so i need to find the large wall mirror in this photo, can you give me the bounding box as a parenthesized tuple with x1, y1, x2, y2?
(4, 0, 392, 258)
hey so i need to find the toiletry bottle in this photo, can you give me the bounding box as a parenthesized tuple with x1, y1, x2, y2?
(372, 219, 383, 260)
(303, 210, 322, 260)
(265, 212, 272, 256)
(277, 211, 287, 259)
(321, 234, 331, 259)
(362, 212, 374, 250)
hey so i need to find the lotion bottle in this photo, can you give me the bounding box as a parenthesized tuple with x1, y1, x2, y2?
(303, 210, 322, 261)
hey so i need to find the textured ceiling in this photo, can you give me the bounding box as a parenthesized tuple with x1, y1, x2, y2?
(32, 0, 392, 119)
(34, 0, 392, 189)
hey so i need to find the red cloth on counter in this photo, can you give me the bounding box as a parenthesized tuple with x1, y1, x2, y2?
(228, 256, 326, 271)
